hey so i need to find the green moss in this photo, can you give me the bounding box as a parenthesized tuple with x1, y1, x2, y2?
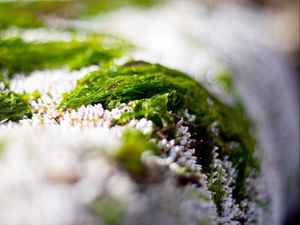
(0, 74, 10, 89)
(75, 0, 165, 18)
(198, 220, 214, 225)
(90, 196, 124, 225)
(0, 91, 32, 122)
(0, 0, 164, 29)
(60, 60, 257, 203)
(0, 141, 5, 158)
(183, 187, 211, 202)
(254, 199, 268, 208)
(216, 68, 243, 107)
(117, 92, 175, 127)
(0, 35, 131, 76)
(114, 129, 159, 176)
(0, 2, 44, 29)
(210, 167, 224, 213)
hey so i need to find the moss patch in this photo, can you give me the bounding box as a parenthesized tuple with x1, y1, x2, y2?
(114, 129, 159, 176)
(60, 60, 257, 203)
(0, 91, 32, 122)
(216, 68, 243, 107)
(0, 35, 131, 76)
(90, 196, 124, 225)
(0, 0, 164, 29)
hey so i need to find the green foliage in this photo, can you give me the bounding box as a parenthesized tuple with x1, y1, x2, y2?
(60, 61, 257, 203)
(0, 0, 165, 29)
(0, 91, 32, 122)
(0, 35, 131, 76)
(114, 129, 159, 175)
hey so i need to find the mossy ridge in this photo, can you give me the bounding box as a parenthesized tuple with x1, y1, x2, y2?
(0, 35, 131, 76)
(0, 91, 32, 122)
(60, 61, 257, 203)
(0, 0, 164, 29)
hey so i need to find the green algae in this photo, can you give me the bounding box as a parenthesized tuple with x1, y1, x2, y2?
(0, 0, 164, 29)
(115, 129, 159, 176)
(60, 61, 257, 204)
(0, 35, 131, 76)
(0, 91, 32, 122)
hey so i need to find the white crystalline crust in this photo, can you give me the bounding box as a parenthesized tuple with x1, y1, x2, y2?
(0, 1, 280, 223)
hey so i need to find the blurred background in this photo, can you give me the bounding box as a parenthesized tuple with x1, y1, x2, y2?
(0, 0, 299, 224)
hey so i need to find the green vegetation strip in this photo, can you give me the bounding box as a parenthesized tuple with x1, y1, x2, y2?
(0, 0, 164, 29)
(60, 61, 257, 202)
(0, 35, 131, 76)
(0, 91, 32, 122)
